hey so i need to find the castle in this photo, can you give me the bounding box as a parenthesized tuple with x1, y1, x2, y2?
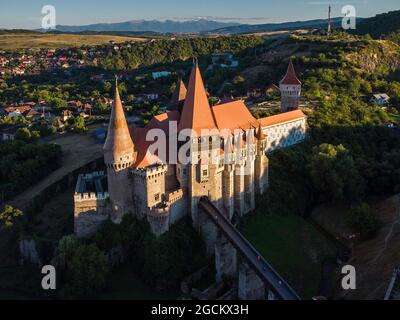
(74, 60, 306, 238)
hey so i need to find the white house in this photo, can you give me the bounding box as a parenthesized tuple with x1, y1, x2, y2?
(371, 94, 390, 106)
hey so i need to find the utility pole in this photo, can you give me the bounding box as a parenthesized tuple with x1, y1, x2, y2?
(327, 4, 332, 35)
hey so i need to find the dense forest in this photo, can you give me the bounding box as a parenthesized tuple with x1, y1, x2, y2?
(95, 35, 264, 70)
(353, 10, 400, 38)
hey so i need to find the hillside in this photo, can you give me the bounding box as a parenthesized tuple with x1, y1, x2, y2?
(353, 10, 400, 38)
(0, 32, 146, 49)
(209, 17, 343, 35)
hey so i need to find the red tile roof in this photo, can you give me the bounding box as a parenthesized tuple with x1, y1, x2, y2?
(103, 85, 134, 161)
(211, 100, 259, 133)
(178, 66, 217, 134)
(258, 109, 306, 127)
(280, 60, 301, 86)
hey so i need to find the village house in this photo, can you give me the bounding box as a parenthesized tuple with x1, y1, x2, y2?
(371, 93, 390, 106)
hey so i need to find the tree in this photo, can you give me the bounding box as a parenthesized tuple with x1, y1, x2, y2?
(50, 97, 67, 109)
(0, 205, 23, 228)
(72, 116, 87, 133)
(309, 144, 364, 202)
(52, 236, 109, 298)
(15, 127, 31, 142)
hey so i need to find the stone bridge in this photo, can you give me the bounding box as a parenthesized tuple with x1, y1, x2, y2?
(198, 196, 300, 300)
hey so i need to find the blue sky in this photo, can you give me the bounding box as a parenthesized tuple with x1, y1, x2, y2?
(0, 0, 399, 29)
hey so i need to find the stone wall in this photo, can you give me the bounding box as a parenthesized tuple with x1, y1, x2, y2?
(263, 118, 306, 153)
(74, 208, 110, 239)
(238, 262, 266, 300)
(19, 239, 41, 266)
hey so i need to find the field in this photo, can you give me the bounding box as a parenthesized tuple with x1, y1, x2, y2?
(242, 213, 337, 299)
(0, 32, 145, 49)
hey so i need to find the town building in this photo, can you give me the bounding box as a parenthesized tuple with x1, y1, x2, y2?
(371, 93, 390, 106)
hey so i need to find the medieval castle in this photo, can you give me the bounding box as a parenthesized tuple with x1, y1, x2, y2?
(74, 60, 306, 238)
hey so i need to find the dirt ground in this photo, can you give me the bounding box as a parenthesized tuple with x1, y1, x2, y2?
(10, 124, 104, 210)
(312, 195, 400, 300)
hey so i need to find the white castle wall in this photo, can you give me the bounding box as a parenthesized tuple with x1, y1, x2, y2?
(263, 118, 306, 153)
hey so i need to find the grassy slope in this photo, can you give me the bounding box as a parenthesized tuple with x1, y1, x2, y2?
(242, 213, 336, 299)
(97, 264, 180, 300)
(0, 33, 145, 49)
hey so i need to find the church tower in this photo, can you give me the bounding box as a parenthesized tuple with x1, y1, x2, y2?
(279, 59, 302, 112)
(103, 79, 135, 222)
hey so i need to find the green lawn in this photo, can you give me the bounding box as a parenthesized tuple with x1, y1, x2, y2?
(242, 213, 336, 299)
(97, 264, 180, 300)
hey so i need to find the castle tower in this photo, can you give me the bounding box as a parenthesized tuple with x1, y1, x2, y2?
(279, 59, 302, 112)
(103, 79, 135, 222)
(255, 124, 269, 195)
(178, 64, 222, 231)
(222, 136, 235, 220)
(168, 79, 187, 113)
(244, 129, 255, 213)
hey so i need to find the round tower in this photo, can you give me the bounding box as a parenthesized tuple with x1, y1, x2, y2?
(279, 59, 302, 112)
(103, 79, 135, 222)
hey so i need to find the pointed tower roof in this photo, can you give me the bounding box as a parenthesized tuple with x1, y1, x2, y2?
(280, 59, 301, 85)
(168, 79, 187, 112)
(103, 79, 134, 162)
(256, 123, 265, 140)
(178, 66, 217, 134)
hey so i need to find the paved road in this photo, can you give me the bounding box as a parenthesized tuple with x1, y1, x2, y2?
(199, 197, 300, 300)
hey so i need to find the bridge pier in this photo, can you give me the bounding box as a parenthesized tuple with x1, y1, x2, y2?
(238, 262, 266, 300)
(215, 233, 237, 283)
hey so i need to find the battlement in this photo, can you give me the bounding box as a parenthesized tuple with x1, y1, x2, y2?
(81, 171, 105, 179)
(132, 163, 168, 179)
(74, 191, 110, 202)
(166, 189, 183, 204)
(147, 204, 170, 236)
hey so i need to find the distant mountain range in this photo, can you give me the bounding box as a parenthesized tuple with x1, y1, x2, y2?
(36, 17, 344, 35)
(44, 19, 240, 34)
(34, 16, 367, 35)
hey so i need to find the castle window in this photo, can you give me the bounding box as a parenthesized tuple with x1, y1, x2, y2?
(155, 193, 160, 201)
(203, 169, 208, 176)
